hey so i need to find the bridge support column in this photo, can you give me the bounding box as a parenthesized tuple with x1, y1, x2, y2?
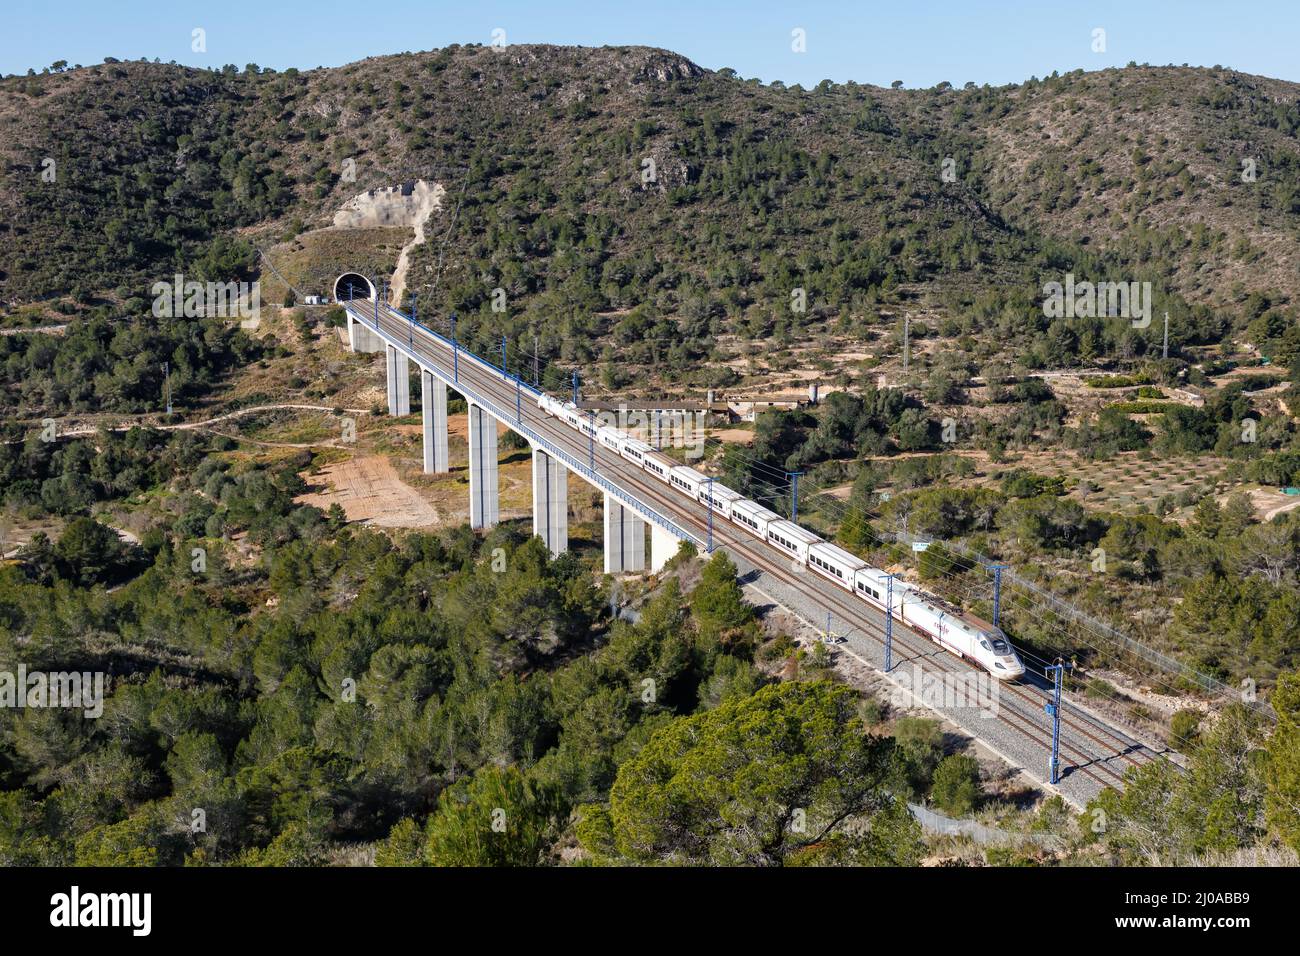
(650, 523, 680, 573)
(421, 369, 448, 474)
(385, 346, 396, 411)
(531, 447, 568, 557)
(603, 494, 645, 574)
(468, 403, 499, 531)
(346, 312, 383, 353)
(386, 345, 410, 417)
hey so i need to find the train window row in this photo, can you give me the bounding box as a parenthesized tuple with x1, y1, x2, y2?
(770, 533, 797, 553)
(811, 555, 844, 579)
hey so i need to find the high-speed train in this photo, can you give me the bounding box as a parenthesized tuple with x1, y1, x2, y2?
(537, 394, 1026, 680)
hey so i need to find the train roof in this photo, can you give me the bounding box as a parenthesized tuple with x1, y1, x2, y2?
(808, 541, 869, 569)
(702, 481, 742, 500)
(622, 437, 653, 452)
(854, 566, 916, 594)
(925, 605, 979, 636)
(767, 519, 823, 545)
(906, 591, 983, 636)
(730, 498, 781, 521)
(668, 464, 708, 483)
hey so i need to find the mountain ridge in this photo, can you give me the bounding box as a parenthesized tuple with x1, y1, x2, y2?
(2, 45, 1297, 370)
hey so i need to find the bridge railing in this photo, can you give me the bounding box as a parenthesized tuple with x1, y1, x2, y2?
(344, 303, 702, 548)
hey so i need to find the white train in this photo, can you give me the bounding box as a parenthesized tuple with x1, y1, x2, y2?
(536, 393, 1025, 679)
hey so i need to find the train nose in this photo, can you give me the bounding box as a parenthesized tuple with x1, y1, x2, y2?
(992, 657, 1024, 680)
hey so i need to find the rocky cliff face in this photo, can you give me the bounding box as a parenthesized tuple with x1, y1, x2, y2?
(332, 180, 444, 230)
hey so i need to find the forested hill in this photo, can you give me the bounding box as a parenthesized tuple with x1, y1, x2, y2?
(2, 45, 1298, 353)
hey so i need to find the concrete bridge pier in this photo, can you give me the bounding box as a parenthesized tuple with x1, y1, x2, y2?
(468, 403, 500, 530)
(650, 523, 680, 573)
(603, 494, 646, 574)
(346, 313, 384, 353)
(385, 345, 411, 416)
(531, 446, 568, 557)
(421, 369, 449, 474)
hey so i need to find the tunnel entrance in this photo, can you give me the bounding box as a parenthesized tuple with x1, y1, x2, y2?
(333, 272, 376, 302)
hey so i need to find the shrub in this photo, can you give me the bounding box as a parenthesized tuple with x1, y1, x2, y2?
(931, 754, 981, 816)
(1169, 708, 1202, 750)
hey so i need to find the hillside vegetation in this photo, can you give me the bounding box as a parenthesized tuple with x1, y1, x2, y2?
(2, 47, 1297, 373)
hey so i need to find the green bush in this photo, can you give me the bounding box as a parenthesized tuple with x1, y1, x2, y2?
(1169, 708, 1202, 750)
(931, 754, 981, 816)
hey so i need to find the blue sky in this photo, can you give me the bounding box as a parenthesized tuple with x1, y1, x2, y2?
(8, 0, 1298, 87)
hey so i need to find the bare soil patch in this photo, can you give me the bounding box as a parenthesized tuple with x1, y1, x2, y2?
(298, 454, 441, 528)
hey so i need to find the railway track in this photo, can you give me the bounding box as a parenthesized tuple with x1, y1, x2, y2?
(363, 305, 1168, 798)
